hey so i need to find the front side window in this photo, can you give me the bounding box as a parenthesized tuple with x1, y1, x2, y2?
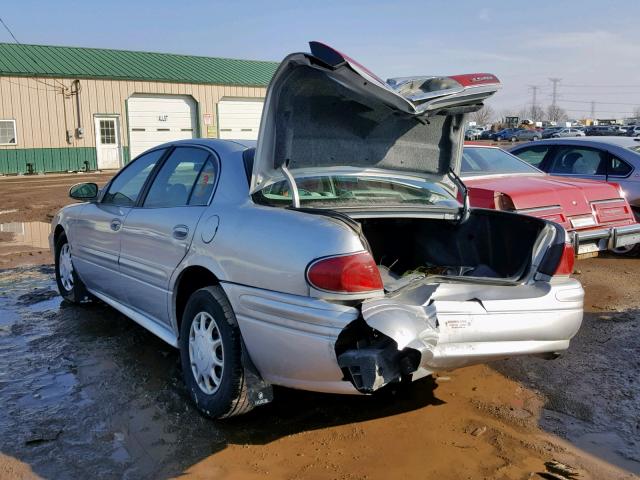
(144, 147, 214, 208)
(461, 147, 540, 176)
(512, 145, 552, 167)
(256, 175, 458, 209)
(0, 120, 17, 145)
(548, 147, 607, 176)
(102, 149, 166, 206)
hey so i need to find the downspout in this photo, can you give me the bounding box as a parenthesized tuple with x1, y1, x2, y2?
(71, 79, 83, 138)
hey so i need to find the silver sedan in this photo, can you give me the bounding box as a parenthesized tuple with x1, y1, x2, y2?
(50, 42, 583, 418)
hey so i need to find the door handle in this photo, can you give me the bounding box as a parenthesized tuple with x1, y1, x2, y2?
(110, 218, 122, 231)
(173, 225, 189, 240)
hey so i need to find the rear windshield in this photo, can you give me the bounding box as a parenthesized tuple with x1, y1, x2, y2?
(254, 174, 459, 209)
(461, 147, 541, 176)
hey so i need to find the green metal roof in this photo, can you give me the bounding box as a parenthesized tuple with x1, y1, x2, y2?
(0, 43, 279, 86)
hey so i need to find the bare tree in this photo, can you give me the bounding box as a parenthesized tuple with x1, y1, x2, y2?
(471, 105, 495, 126)
(633, 106, 640, 118)
(546, 104, 568, 123)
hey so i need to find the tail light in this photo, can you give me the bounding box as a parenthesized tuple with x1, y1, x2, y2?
(306, 252, 383, 293)
(494, 192, 516, 211)
(554, 243, 575, 276)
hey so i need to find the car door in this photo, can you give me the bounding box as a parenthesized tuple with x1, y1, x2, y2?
(118, 146, 218, 326)
(546, 146, 607, 181)
(72, 148, 168, 300)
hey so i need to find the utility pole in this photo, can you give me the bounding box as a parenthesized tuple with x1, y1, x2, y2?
(590, 101, 596, 119)
(549, 78, 561, 107)
(528, 85, 539, 118)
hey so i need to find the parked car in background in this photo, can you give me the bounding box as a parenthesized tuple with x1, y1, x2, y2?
(464, 128, 483, 140)
(511, 137, 640, 254)
(479, 129, 495, 140)
(626, 125, 640, 137)
(50, 42, 585, 419)
(462, 144, 640, 256)
(494, 128, 522, 141)
(514, 129, 542, 141)
(542, 127, 563, 138)
(552, 128, 585, 138)
(585, 126, 623, 136)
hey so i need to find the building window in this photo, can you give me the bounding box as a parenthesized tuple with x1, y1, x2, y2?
(0, 120, 17, 145)
(99, 119, 117, 145)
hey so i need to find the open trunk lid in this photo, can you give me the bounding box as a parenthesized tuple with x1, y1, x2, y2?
(250, 41, 501, 194)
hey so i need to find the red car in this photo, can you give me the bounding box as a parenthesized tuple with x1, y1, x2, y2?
(462, 145, 640, 256)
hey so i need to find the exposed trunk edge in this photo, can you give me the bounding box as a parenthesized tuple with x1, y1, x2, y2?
(334, 209, 565, 393)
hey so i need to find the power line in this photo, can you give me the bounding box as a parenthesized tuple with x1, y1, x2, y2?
(0, 16, 19, 43)
(557, 98, 637, 106)
(0, 16, 67, 91)
(560, 84, 640, 88)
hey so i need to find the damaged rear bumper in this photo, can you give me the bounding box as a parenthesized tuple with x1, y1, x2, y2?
(224, 278, 583, 396)
(338, 278, 584, 393)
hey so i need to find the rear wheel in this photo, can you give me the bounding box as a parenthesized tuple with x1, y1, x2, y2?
(54, 233, 90, 303)
(179, 286, 253, 419)
(511, 136, 517, 142)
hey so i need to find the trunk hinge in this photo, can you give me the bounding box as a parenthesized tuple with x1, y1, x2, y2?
(280, 162, 300, 208)
(448, 168, 470, 223)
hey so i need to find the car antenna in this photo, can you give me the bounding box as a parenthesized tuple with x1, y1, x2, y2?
(448, 167, 470, 223)
(280, 160, 301, 208)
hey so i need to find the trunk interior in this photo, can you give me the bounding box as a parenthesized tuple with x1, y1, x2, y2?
(358, 210, 547, 284)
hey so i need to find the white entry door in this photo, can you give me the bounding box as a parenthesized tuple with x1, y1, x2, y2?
(94, 116, 122, 169)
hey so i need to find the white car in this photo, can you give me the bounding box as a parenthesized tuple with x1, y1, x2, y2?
(552, 128, 586, 138)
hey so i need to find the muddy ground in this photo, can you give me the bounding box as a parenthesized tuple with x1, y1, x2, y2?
(0, 173, 639, 480)
(0, 172, 114, 268)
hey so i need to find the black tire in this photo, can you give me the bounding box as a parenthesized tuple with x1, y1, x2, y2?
(610, 244, 640, 257)
(54, 232, 90, 304)
(179, 286, 253, 419)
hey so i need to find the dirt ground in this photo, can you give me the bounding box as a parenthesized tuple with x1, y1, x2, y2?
(0, 173, 638, 480)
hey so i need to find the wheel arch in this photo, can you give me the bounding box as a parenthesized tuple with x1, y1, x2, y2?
(53, 224, 66, 245)
(173, 265, 221, 335)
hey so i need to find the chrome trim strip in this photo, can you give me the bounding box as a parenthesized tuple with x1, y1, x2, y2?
(516, 205, 561, 214)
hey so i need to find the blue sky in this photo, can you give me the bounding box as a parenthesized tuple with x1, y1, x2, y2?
(2, 1, 640, 118)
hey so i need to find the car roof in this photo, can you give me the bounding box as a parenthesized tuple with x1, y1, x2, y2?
(513, 136, 640, 148)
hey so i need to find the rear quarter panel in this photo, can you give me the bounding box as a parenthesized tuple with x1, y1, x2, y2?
(172, 148, 365, 298)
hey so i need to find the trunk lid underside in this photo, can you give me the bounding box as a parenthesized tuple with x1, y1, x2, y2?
(251, 42, 500, 193)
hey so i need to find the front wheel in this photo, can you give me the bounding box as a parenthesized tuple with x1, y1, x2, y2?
(511, 136, 517, 142)
(179, 286, 253, 419)
(55, 233, 90, 303)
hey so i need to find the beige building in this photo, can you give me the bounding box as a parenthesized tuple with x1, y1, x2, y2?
(0, 43, 278, 174)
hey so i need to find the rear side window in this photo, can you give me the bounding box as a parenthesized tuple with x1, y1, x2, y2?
(144, 147, 215, 208)
(103, 149, 166, 206)
(609, 156, 632, 177)
(548, 147, 607, 176)
(461, 147, 539, 176)
(512, 145, 551, 168)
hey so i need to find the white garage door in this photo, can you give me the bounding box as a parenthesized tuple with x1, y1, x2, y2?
(128, 95, 197, 159)
(217, 98, 264, 140)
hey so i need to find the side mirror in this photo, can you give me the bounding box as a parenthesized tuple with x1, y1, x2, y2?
(69, 182, 98, 201)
